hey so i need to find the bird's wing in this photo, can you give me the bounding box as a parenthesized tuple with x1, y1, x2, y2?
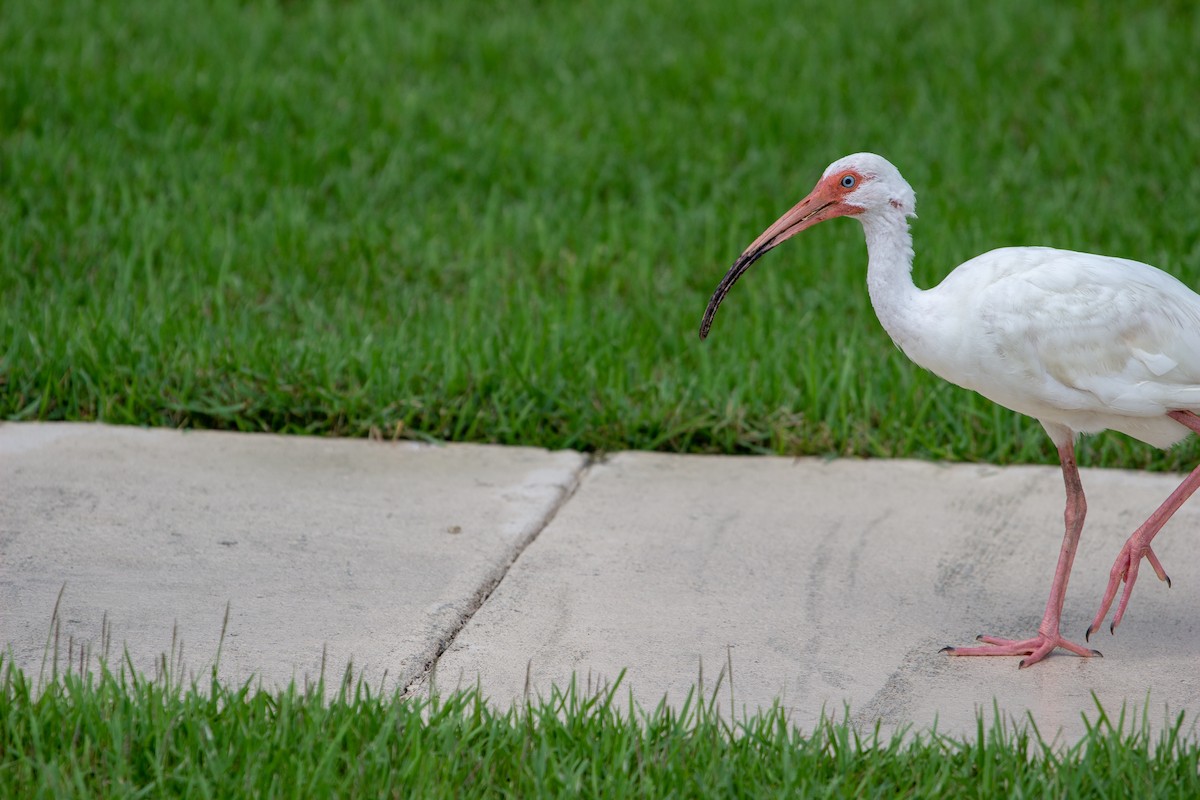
(971, 248, 1200, 416)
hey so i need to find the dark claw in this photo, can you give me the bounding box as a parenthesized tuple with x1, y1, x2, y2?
(939, 646, 955, 654)
(1166, 575, 1172, 589)
(1017, 659, 1028, 669)
(975, 634, 985, 642)
(1091, 649, 1103, 658)
(1085, 625, 1094, 642)
(1110, 622, 1116, 636)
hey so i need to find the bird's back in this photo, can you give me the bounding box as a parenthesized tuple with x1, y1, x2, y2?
(910, 247, 1200, 447)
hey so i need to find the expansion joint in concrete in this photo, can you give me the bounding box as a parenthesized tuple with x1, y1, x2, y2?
(402, 453, 595, 696)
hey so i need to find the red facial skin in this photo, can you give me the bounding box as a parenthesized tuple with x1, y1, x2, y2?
(699, 170, 867, 340)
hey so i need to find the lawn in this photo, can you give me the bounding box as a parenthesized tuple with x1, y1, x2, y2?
(4, 656, 1199, 798)
(3, 0, 1200, 467)
(5, 2, 1200, 792)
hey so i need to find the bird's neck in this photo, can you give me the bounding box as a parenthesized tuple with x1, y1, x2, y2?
(860, 209, 923, 351)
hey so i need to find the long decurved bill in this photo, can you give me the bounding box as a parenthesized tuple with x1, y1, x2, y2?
(699, 186, 851, 340)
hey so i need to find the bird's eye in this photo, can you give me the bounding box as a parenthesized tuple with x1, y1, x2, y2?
(841, 174, 856, 188)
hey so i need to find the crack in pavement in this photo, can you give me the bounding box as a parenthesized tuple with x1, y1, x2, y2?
(401, 454, 594, 697)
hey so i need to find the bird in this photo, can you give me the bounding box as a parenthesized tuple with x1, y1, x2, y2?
(699, 152, 1200, 668)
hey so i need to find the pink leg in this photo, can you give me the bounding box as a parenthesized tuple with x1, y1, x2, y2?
(1087, 410, 1200, 638)
(943, 438, 1101, 667)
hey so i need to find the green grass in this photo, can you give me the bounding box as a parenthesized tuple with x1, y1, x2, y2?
(3, 656, 1199, 799)
(7, 6, 1200, 791)
(4, 0, 1200, 467)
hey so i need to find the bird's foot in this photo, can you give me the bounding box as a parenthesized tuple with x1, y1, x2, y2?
(940, 631, 1101, 669)
(1086, 537, 1171, 640)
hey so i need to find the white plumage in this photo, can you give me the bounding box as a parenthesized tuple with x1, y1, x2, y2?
(700, 152, 1200, 667)
(911, 246, 1200, 448)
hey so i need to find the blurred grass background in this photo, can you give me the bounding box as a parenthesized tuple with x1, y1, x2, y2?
(2, 0, 1199, 466)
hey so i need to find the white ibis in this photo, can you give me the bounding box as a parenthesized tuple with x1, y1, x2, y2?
(700, 152, 1200, 668)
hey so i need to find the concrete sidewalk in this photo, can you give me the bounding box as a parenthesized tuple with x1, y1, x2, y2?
(3, 422, 1198, 741)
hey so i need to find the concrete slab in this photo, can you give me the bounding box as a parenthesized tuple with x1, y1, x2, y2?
(0, 423, 585, 691)
(4, 422, 1198, 742)
(427, 451, 1200, 742)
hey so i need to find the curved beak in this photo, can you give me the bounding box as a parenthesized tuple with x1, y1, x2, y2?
(699, 186, 854, 340)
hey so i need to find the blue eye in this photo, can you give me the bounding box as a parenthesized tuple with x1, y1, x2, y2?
(841, 174, 856, 188)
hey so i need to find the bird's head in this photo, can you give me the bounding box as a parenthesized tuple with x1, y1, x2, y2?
(698, 152, 915, 339)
